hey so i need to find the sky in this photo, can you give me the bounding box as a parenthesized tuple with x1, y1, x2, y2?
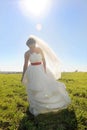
(0, 0, 87, 72)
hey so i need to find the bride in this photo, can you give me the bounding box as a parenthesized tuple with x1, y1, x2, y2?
(21, 35, 71, 116)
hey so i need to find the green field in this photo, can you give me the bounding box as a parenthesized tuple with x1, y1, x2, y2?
(0, 72, 87, 130)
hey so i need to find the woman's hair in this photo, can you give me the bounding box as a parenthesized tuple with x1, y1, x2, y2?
(26, 38, 36, 46)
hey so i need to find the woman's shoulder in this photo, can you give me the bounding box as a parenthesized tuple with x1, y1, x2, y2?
(36, 47, 42, 52)
(24, 50, 30, 57)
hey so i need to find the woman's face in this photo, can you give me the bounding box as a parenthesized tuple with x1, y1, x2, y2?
(28, 43, 35, 49)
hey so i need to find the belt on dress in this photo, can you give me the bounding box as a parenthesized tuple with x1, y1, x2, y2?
(31, 62, 42, 65)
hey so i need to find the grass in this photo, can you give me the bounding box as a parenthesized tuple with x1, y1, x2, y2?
(0, 72, 87, 130)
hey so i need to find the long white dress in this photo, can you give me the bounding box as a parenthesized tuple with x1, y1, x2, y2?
(23, 52, 71, 116)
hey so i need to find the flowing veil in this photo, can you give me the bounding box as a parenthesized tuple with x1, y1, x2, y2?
(29, 35, 62, 79)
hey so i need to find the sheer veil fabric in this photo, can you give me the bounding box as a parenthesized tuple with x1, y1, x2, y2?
(29, 35, 62, 79)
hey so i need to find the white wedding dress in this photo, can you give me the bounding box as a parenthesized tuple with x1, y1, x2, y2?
(23, 52, 71, 116)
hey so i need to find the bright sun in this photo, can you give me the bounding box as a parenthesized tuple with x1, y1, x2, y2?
(18, 0, 52, 18)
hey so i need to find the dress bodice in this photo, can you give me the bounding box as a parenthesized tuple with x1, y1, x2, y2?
(30, 53, 42, 63)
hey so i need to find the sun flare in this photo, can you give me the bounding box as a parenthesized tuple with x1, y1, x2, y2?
(18, 0, 52, 18)
(36, 24, 42, 31)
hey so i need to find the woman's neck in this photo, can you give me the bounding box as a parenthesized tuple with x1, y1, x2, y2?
(30, 47, 36, 52)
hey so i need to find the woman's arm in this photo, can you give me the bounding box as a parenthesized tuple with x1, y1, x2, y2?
(21, 51, 29, 82)
(38, 48, 46, 73)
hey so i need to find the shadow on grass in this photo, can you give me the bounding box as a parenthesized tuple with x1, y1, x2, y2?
(18, 107, 77, 130)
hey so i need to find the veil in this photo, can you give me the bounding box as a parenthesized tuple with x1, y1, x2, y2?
(29, 35, 62, 80)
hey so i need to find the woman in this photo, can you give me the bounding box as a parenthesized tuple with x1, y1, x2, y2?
(21, 35, 71, 116)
